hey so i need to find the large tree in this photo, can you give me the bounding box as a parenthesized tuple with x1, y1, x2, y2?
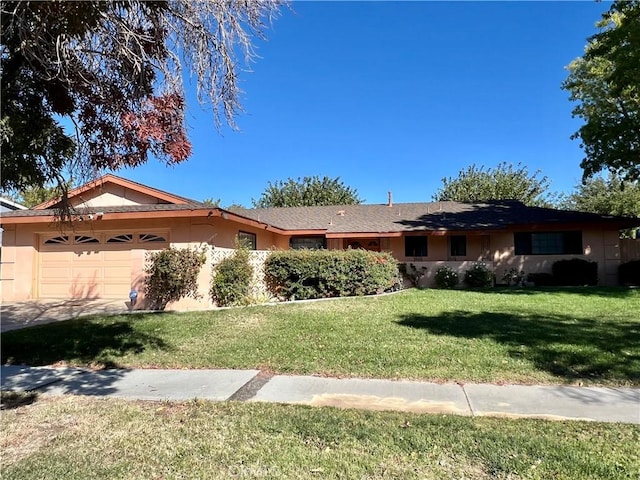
(433, 162, 553, 207)
(560, 175, 640, 237)
(13, 181, 74, 209)
(1, 0, 282, 213)
(561, 174, 640, 217)
(562, 0, 640, 182)
(253, 176, 362, 208)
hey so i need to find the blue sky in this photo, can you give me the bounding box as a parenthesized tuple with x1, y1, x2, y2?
(120, 1, 610, 207)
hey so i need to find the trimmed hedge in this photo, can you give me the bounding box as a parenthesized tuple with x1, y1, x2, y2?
(210, 247, 253, 307)
(552, 258, 598, 286)
(264, 249, 399, 300)
(619, 260, 640, 285)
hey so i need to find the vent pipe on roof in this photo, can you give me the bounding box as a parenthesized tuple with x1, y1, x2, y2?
(388, 191, 393, 207)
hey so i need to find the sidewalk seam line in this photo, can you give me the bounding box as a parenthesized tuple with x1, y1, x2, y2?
(459, 384, 475, 417)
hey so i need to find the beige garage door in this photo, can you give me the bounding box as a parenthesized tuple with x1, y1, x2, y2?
(38, 232, 168, 299)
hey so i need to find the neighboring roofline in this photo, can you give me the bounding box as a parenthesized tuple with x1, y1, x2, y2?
(0, 197, 28, 210)
(33, 174, 198, 209)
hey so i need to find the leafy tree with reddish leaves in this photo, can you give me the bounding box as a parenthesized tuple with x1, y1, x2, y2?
(1, 1, 282, 217)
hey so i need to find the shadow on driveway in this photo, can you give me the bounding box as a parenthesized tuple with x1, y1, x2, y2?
(1, 298, 129, 332)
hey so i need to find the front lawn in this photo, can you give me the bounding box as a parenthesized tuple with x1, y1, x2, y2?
(2, 396, 638, 479)
(2, 288, 639, 386)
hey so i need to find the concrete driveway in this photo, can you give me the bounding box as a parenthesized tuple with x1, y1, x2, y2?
(0, 299, 129, 333)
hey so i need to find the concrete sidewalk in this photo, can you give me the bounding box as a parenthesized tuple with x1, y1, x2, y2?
(2, 365, 638, 424)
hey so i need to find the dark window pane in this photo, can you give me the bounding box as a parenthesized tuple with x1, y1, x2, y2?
(450, 235, 466, 256)
(514, 232, 532, 255)
(564, 231, 583, 254)
(290, 237, 326, 250)
(514, 231, 583, 255)
(532, 232, 563, 254)
(404, 236, 428, 257)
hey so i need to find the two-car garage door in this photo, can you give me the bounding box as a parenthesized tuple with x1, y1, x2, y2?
(38, 232, 168, 299)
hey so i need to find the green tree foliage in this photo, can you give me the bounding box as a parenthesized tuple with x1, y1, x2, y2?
(17, 185, 63, 209)
(433, 162, 552, 206)
(202, 198, 221, 207)
(252, 176, 363, 208)
(144, 247, 206, 310)
(559, 174, 640, 237)
(561, 175, 640, 218)
(562, 1, 640, 181)
(1, 1, 281, 212)
(9, 180, 75, 208)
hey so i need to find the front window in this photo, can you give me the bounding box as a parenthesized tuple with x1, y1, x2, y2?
(405, 236, 428, 257)
(450, 235, 467, 257)
(290, 236, 326, 250)
(514, 231, 582, 255)
(238, 231, 257, 250)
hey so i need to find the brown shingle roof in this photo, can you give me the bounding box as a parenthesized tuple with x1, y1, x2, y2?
(2, 200, 637, 232)
(230, 201, 639, 233)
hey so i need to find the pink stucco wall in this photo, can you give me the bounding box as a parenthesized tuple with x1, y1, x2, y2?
(0, 215, 626, 307)
(0, 215, 287, 305)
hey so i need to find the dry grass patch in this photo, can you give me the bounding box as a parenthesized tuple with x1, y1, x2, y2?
(1, 395, 638, 479)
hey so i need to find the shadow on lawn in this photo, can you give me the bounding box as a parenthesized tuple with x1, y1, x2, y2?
(396, 311, 640, 385)
(1, 314, 171, 368)
(475, 286, 638, 299)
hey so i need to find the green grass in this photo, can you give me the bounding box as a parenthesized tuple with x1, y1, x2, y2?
(3, 288, 639, 386)
(2, 396, 638, 479)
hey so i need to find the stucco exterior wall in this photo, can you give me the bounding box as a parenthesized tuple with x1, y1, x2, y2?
(0, 215, 282, 304)
(1, 213, 626, 306)
(71, 183, 170, 208)
(491, 229, 620, 286)
(388, 234, 486, 263)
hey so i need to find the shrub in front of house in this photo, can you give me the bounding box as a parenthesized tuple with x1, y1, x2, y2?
(210, 245, 254, 307)
(552, 258, 598, 286)
(618, 260, 640, 285)
(144, 247, 207, 310)
(264, 249, 399, 301)
(434, 265, 459, 289)
(463, 262, 493, 288)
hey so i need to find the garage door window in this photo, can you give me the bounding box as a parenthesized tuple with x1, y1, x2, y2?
(75, 235, 100, 244)
(44, 235, 70, 245)
(139, 233, 167, 243)
(107, 234, 133, 243)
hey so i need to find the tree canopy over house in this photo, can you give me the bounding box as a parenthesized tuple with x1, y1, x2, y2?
(252, 176, 363, 208)
(0, 0, 282, 208)
(432, 162, 553, 207)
